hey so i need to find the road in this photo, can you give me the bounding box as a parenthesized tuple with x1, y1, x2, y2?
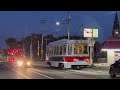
(0, 61, 119, 79)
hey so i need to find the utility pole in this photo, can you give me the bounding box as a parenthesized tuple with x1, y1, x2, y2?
(23, 41, 25, 58)
(37, 40, 40, 56)
(89, 29, 95, 66)
(45, 38, 47, 47)
(45, 38, 49, 56)
(67, 11, 70, 40)
(40, 19, 47, 61)
(41, 34, 44, 61)
(30, 35, 33, 60)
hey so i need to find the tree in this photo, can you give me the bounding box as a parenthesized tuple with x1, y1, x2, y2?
(5, 38, 17, 49)
(94, 41, 102, 62)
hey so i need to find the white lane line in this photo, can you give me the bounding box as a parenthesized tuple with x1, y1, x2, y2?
(29, 68, 67, 79)
(29, 69, 54, 79)
(4, 64, 30, 79)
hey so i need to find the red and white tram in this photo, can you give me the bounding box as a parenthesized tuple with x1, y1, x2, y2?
(46, 39, 90, 69)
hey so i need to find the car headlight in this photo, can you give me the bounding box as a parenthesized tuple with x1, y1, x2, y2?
(17, 61, 23, 66)
(27, 61, 31, 66)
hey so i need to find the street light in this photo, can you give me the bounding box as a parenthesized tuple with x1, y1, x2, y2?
(55, 11, 71, 40)
(56, 21, 60, 26)
(115, 31, 119, 34)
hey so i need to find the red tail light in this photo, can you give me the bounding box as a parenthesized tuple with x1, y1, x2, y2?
(9, 58, 15, 62)
(86, 58, 90, 62)
(73, 59, 77, 62)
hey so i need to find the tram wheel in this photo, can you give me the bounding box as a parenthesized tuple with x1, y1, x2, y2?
(59, 63, 65, 70)
(76, 66, 82, 70)
(49, 63, 52, 68)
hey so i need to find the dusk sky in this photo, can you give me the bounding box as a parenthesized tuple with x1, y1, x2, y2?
(0, 11, 119, 48)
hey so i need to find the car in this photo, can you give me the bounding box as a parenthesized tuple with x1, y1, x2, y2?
(17, 59, 32, 68)
(109, 59, 120, 78)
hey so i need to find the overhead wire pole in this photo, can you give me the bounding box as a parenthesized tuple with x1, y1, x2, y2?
(41, 34, 44, 61)
(45, 38, 48, 56)
(45, 38, 51, 56)
(40, 19, 47, 61)
(30, 34, 33, 60)
(23, 24, 28, 58)
(67, 11, 70, 40)
(37, 40, 40, 56)
(30, 23, 33, 61)
(23, 38, 25, 58)
(90, 30, 93, 66)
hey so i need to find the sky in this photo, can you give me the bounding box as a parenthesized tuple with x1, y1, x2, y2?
(0, 11, 119, 48)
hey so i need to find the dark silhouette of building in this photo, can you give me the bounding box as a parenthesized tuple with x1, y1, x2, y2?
(112, 12, 120, 38)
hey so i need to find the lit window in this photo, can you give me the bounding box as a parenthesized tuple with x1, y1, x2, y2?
(74, 43, 88, 54)
(68, 44, 72, 55)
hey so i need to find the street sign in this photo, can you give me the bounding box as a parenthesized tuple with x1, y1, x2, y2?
(87, 38, 95, 46)
(84, 28, 98, 38)
(93, 29, 98, 38)
(84, 28, 92, 37)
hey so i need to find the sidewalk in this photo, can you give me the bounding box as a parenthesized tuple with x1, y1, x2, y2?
(91, 63, 110, 71)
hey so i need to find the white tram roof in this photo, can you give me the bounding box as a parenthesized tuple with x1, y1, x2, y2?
(47, 39, 88, 47)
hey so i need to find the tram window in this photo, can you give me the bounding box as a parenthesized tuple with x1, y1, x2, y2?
(48, 49, 51, 56)
(54, 47, 56, 55)
(60, 46, 62, 55)
(68, 44, 72, 55)
(51, 48, 54, 55)
(63, 45, 66, 55)
(74, 43, 83, 54)
(56, 46, 59, 55)
(51, 49, 53, 55)
(83, 45, 88, 54)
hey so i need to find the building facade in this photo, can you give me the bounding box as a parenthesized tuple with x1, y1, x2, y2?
(102, 12, 120, 64)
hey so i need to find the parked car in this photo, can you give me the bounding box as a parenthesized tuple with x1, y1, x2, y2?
(109, 59, 120, 78)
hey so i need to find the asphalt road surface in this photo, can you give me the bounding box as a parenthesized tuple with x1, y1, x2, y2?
(0, 61, 119, 79)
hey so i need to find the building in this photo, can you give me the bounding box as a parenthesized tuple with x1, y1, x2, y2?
(112, 12, 120, 38)
(102, 37, 120, 64)
(101, 12, 120, 64)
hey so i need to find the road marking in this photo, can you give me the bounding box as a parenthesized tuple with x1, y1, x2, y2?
(35, 68, 105, 79)
(29, 68, 66, 79)
(4, 64, 30, 79)
(30, 68, 95, 79)
(29, 69, 54, 79)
